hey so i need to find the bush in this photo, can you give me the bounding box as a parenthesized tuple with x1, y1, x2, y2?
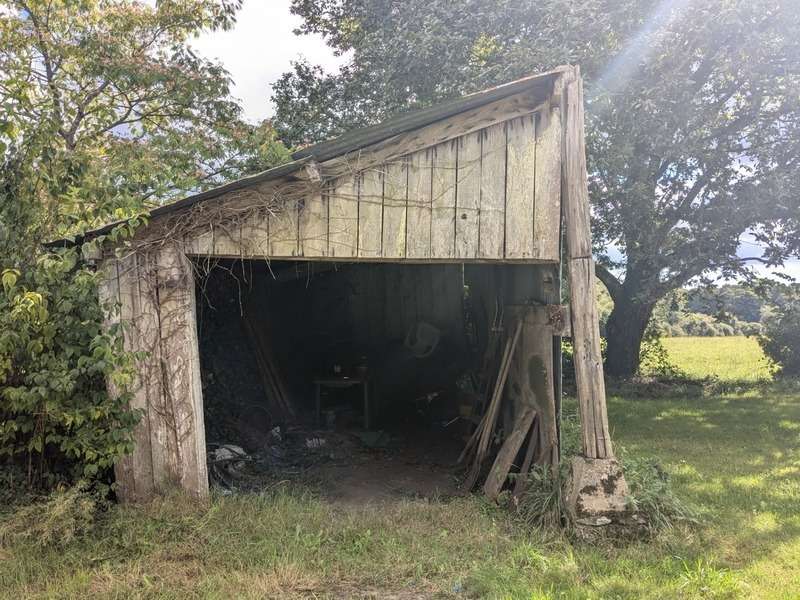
(0, 250, 140, 492)
(759, 293, 800, 376)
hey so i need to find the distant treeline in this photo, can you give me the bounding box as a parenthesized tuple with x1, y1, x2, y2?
(597, 283, 800, 338)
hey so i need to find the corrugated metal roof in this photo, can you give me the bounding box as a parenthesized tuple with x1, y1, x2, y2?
(53, 69, 561, 247)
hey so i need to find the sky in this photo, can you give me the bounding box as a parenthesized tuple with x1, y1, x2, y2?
(189, 0, 344, 123)
(184, 0, 798, 282)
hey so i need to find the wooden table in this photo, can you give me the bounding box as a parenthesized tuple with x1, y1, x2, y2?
(314, 376, 371, 429)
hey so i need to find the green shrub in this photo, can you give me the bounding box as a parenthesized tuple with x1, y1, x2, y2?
(0, 250, 140, 492)
(759, 292, 800, 376)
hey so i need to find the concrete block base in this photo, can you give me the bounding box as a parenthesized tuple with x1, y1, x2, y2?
(567, 456, 643, 539)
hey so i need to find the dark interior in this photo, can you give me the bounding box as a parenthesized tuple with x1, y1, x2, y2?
(195, 259, 520, 499)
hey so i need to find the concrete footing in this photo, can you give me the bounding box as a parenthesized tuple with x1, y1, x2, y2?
(567, 456, 643, 539)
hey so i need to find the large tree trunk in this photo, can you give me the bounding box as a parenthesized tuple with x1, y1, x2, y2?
(604, 290, 656, 378)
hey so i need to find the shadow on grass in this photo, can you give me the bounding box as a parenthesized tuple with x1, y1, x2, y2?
(608, 378, 800, 572)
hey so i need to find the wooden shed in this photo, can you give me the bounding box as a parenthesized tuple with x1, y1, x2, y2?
(86, 65, 615, 503)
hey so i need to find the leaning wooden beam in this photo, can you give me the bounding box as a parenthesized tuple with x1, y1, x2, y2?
(483, 406, 537, 501)
(562, 66, 613, 459)
(512, 417, 540, 501)
(461, 319, 523, 490)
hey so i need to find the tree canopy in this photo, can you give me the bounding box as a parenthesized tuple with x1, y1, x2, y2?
(274, 0, 800, 375)
(1, 0, 288, 245)
(0, 0, 289, 490)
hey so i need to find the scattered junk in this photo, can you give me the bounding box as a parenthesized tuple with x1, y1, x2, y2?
(85, 66, 629, 531)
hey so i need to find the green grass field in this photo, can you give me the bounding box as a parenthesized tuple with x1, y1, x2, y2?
(1, 337, 798, 599)
(661, 336, 774, 381)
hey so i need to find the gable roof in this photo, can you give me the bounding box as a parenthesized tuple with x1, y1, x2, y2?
(51, 68, 563, 247)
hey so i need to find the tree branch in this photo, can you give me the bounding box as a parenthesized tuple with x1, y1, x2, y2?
(595, 263, 623, 301)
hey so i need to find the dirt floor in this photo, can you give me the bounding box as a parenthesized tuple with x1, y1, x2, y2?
(208, 425, 465, 504)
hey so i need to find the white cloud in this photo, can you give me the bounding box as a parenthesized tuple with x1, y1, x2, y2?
(189, 0, 346, 123)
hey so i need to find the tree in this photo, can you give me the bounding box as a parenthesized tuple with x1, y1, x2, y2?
(274, 0, 800, 376)
(1, 0, 289, 242)
(0, 0, 289, 488)
(759, 286, 800, 376)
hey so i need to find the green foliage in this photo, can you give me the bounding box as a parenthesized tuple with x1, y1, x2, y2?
(0, 0, 291, 492)
(1, 0, 288, 235)
(0, 250, 140, 488)
(759, 289, 800, 376)
(516, 463, 569, 530)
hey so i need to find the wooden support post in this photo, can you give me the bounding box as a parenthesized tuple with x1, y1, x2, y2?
(154, 245, 209, 499)
(562, 66, 614, 460)
(99, 245, 209, 502)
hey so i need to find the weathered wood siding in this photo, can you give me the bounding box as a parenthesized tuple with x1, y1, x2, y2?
(184, 93, 562, 263)
(99, 245, 208, 501)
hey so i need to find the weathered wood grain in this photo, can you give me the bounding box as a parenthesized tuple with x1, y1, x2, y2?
(268, 200, 299, 257)
(98, 258, 137, 502)
(328, 175, 359, 258)
(563, 68, 613, 459)
(533, 107, 562, 261)
(155, 245, 209, 498)
(431, 140, 458, 258)
(358, 167, 384, 258)
(483, 405, 536, 501)
(382, 158, 408, 258)
(406, 149, 433, 258)
(479, 122, 506, 258)
(299, 191, 328, 257)
(505, 115, 536, 259)
(455, 131, 481, 259)
(320, 91, 547, 180)
(117, 254, 157, 500)
(238, 208, 270, 258)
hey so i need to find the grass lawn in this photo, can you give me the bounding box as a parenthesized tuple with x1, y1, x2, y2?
(1, 340, 799, 599)
(661, 336, 774, 381)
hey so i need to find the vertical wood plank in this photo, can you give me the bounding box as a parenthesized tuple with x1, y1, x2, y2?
(299, 191, 328, 258)
(479, 123, 506, 259)
(136, 250, 173, 492)
(155, 245, 209, 498)
(187, 225, 214, 256)
(406, 149, 432, 258)
(268, 200, 299, 257)
(382, 158, 407, 258)
(239, 209, 270, 258)
(431, 140, 458, 259)
(328, 175, 359, 258)
(358, 167, 384, 258)
(505, 114, 536, 259)
(213, 221, 242, 256)
(563, 68, 613, 459)
(117, 253, 156, 500)
(533, 107, 562, 261)
(455, 132, 481, 259)
(98, 258, 135, 503)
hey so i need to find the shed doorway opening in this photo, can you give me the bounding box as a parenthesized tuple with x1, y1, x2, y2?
(196, 258, 497, 503)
